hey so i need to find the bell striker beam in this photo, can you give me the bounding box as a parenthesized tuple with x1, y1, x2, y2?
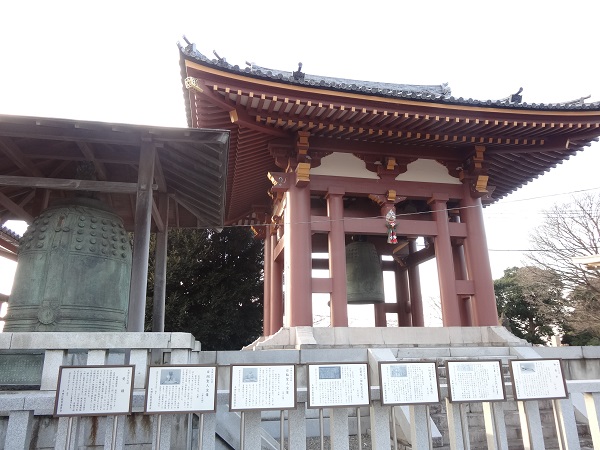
(128, 139, 156, 332)
(429, 194, 461, 326)
(326, 188, 348, 327)
(284, 171, 313, 326)
(460, 182, 498, 326)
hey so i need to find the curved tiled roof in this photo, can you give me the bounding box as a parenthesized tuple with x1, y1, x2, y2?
(179, 42, 600, 224)
(179, 44, 600, 111)
(0, 226, 20, 241)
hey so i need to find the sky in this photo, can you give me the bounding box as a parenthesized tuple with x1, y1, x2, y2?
(1, 1, 599, 324)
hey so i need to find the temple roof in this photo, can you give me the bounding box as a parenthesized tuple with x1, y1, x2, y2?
(180, 44, 600, 112)
(0, 114, 229, 238)
(0, 225, 19, 261)
(179, 43, 600, 225)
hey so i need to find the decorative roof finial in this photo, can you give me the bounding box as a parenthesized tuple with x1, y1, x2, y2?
(510, 87, 523, 104)
(213, 50, 226, 64)
(563, 95, 591, 106)
(293, 62, 305, 81)
(498, 87, 523, 104)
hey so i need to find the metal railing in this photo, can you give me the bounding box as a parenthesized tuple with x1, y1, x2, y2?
(0, 332, 599, 449)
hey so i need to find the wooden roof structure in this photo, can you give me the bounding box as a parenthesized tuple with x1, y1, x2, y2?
(0, 114, 229, 254)
(179, 43, 600, 226)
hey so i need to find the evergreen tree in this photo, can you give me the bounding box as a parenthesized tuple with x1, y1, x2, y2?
(146, 227, 263, 350)
(494, 266, 566, 345)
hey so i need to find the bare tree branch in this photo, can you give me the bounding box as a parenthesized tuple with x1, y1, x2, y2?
(526, 193, 600, 338)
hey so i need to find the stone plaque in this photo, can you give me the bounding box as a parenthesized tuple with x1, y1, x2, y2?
(229, 364, 296, 411)
(509, 359, 567, 400)
(146, 365, 218, 414)
(0, 353, 44, 388)
(446, 360, 506, 403)
(307, 363, 370, 408)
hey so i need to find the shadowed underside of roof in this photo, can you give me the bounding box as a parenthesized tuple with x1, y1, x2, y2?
(179, 44, 600, 225)
(0, 115, 229, 238)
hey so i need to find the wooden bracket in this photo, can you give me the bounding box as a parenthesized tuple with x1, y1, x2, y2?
(368, 191, 407, 207)
(296, 162, 311, 187)
(459, 145, 489, 196)
(296, 131, 310, 157)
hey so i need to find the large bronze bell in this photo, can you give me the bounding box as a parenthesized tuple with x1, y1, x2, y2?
(4, 198, 132, 332)
(346, 240, 385, 304)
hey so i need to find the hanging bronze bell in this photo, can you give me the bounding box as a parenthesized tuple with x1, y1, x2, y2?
(4, 197, 132, 332)
(346, 240, 385, 304)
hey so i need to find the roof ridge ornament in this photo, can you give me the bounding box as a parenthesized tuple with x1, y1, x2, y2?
(179, 35, 197, 53)
(293, 63, 305, 81)
(497, 87, 523, 104)
(563, 94, 591, 106)
(213, 50, 226, 64)
(440, 82, 451, 97)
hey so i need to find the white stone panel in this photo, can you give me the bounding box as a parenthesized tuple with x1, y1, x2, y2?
(311, 154, 461, 184)
(396, 159, 461, 184)
(311, 153, 379, 179)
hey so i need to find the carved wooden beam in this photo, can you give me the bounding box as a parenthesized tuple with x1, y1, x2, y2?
(459, 145, 489, 196)
(397, 242, 436, 267)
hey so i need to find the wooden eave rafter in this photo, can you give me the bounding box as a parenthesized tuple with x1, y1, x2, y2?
(184, 59, 600, 117)
(185, 62, 600, 145)
(183, 59, 600, 222)
(189, 87, 600, 163)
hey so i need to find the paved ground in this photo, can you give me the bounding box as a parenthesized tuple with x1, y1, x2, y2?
(305, 435, 374, 450)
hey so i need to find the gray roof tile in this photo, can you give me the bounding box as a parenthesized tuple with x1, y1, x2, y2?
(180, 44, 600, 111)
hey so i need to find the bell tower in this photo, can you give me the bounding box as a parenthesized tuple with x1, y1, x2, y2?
(263, 134, 496, 330)
(179, 42, 600, 335)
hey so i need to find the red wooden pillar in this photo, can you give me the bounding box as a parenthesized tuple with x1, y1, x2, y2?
(263, 232, 272, 336)
(270, 232, 283, 333)
(452, 241, 472, 326)
(326, 188, 348, 327)
(395, 266, 411, 326)
(284, 173, 313, 326)
(429, 195, 461, 326)
(374, 303, 387, 327)
(407, 239, 424, 327)
(460, 184, 498, 326)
